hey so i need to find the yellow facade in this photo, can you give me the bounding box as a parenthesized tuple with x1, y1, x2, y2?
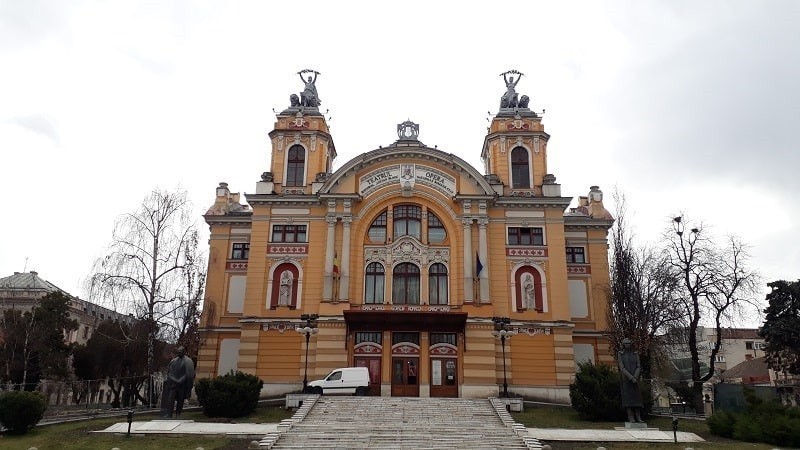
(197, 76, 614, 402)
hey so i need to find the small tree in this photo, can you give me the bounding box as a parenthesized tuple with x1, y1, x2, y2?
(759, 280, 800, 376)
(88, 188, 202, 405)
(664, 215, 760, 413)
(0, 291, 77, 389)
(607, 192, 682, 379)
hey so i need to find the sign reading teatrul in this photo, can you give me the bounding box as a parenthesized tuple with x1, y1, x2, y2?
(359, 164, 456, 197)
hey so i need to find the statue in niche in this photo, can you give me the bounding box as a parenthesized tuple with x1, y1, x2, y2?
(522, 273, 536, 310)
(500, 70, 523, 108)
(298, 69, 321, 108)
(618, 338, 645, 423)
(278, 270, 294, 306)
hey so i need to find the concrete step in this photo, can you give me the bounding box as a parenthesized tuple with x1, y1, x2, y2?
(263, 397, 541, 449)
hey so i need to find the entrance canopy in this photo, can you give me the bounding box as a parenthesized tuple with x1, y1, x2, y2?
(344, 310, 467, 333)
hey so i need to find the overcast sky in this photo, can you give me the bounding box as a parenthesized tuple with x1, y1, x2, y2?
(1, 1, 798, 326)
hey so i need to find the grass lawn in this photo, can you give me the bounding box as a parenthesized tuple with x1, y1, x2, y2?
(0, 406, 294, 450)
(512, 404, 778, 450)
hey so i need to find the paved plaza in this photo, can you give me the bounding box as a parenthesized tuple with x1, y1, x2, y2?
(96, 396, 704, 448)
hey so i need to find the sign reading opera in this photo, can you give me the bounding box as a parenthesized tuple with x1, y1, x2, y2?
(197, 72, 615, 401)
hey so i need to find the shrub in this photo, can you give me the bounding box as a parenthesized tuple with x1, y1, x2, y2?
(709, 387, 800, 447)
(569, 361, 626, 421)
(195, 371, 263, 418)
(0, 391, 46, 434)
(707, 410, 736, 438)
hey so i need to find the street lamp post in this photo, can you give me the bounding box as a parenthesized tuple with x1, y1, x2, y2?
(492, 317, 517, 398)
(295, 314, 319, 393)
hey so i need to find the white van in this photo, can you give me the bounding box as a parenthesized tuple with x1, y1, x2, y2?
(307, 367, 370, 396)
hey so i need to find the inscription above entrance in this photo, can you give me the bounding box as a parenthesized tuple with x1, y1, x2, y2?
(359, 164, 456, 197)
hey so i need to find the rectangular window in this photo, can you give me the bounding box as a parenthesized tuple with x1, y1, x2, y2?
(355, 332, 382, 345)
(430, 333, 456, 346)
(507, 227, 544, 245)
(271, 225, 308, 243)
(566, 247, 586, 263)
(231, 242, 250, 260)
(715, 355, 726, 363)
(392, 332, 420, 346)
(745, 341, 754, 350)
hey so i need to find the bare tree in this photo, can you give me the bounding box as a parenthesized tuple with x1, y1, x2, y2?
(88, 188, 201, 405)
(606, 193, 682, 379)
(664, 214, 760, 413)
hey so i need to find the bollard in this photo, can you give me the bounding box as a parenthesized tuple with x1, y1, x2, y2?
(672, 416, 679, 443)
(126, 409, 134, 437)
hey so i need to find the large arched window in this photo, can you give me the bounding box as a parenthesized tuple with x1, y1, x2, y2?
(368, 211, 388, 243)
(364, 262, 385, 304)
(511, 146, 530, 189)
(392, 263, 420, 305)
(428, 263, 448, 305)
(393, 205, 422, 239)
(286, 145, 306, 186)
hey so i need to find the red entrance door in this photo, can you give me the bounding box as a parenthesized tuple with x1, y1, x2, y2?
(391, 357, 420, 397)
(354, 357, 381, 396)
(430, 358, 458, 397)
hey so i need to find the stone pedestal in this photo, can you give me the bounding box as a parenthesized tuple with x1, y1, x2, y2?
(623, 422, 649, 429)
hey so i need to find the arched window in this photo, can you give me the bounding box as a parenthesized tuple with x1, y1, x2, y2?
(364, 262, 385, 304)
(368, 211, 388, 243)
(515, 267, 543, 312)
(511, 147, 530, 189)
(286, 145, 306, 186)
(392, 263, 420, 305)
(393, 205, 421, 240)
(428, 263, 448, 305)
(427, 212, 446, 243)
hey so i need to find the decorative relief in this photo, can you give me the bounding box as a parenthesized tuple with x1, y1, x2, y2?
(289, 117, 308, 129)
(262, 322, 294, 333)
(310, 135, 317, 152)
(506, 247, 548, 257)
(364, 237, 450, 267)
(354, 343, 383, 355)
(276, 135, 284, 152)
(567, 265, 591, 274)
(391, 343, 420, 355)
(514, 326, 551, 336)
(508, 190, 535, 197)
(430, 343, 458, 356)
(534, 136, 540, 154)
(283, 188, 305, 195)
(507, 119, 530, 130)
(225, 261, 248, 271)
(267, 245, 308, 255)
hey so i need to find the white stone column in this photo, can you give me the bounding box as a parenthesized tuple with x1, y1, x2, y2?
(340, 216, 352, 302)
(478, 217, 490, 303)
(462, 218, 473, 302)
(323, 215, 336, 301)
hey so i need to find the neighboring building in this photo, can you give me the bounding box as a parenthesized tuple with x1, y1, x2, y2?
(197, 73, 614, 402)
(0, 271, 133, 345)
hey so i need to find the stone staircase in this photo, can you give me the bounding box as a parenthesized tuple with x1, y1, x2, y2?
(257, 395, 542, 449)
